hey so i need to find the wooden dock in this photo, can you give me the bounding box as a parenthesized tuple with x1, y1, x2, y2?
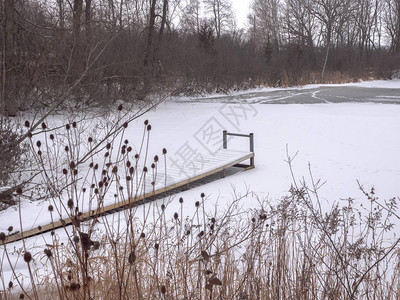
(1, 132, 254, 245)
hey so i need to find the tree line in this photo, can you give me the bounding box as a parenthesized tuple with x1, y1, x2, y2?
(1, 0, 400, 115)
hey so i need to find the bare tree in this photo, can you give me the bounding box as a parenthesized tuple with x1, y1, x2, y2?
(250, 0, 281, 51)
(310, 0, 352, 79)
(384, 0, 400, 52)
(204, 0, 234, 38)
(180, 0, 202, 34)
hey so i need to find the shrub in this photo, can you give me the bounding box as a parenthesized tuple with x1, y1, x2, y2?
(0, 119, 27, 187)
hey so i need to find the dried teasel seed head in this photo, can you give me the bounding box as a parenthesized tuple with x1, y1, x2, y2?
(92, 241, 100, 250)
(16, 187, 22, 195)
(174, 212, 178, 220)
(70, 282, 80, 291)
(118, 104, 123, 111)
(104, 152, 109, 157)
(179, 197, 183, 203)
(36, 141, 41, 148)
(251, 217, 256, 223)
(134, 154, 139, 159)
(25, 120, 30, 128)
(28, 132, 33, 138)
(38, 150, 42, 156)
(198, 231, 204, 237)
(154, 243, 159, 250)
(123, 122, 128, 128)
(161, 204, 165, 210)
(38, 226, 42, 230)
(50, 134, 54, 140)
(162, 148, 167, 155)
(126, 176, 131, 181)
(66, 124, 70, 130)
(127, 161, 131, 168)
(151, 163, 155, 169)
(124, 139, 129, 144)
(44, 248, 52, 258)
(65, 146, 69, 152)
(72, 121, 77, 128)
(69, 161, 76, 169)
(121, 148, 126, 155)
(48, 205, 54, 212)
(119, 186, 123, 191)
(67, 199, 74, 209)
(8, 281, 13, 289)
(144, 120, 149, 125)
(127, 146, 132, 152)
(112, 166, 118, 173)
(147, 124, 151, 131)
(0, 232, 6, 242)
(143, 167, 147, 173)
(88, 137, 93, 143)
(211, 217, 216, 223)
(94, 164, 98, 170)
(73, 235, 79, 243)
(106, 143, 111, 150)
(8, 226, 13, 232)
(129, 166, 134, 174)
(41, 122, 47, 129)
(99, 181, 103, 188)
(186, 230, 191, 235)
(94, 188, 99, 194)
(195, 201, 200, 207)
(154, 155, 159, 162)
(161, 285, 166, 294)
(63, 168, 68, 175)
(128, 251, 136, 264)
(19, 294, 24, 299)
(23, 252, 32, 263)
(82, 188, 86, 193)
(140, 232, 145, 238)
(201, 193, 205, 198)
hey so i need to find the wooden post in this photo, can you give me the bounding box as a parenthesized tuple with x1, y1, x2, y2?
(223, 130, 227, 149)
(249, 133, 254, 167)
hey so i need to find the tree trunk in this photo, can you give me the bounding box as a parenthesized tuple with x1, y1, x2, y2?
(3, 0, 18, 116)
(71, 0, 84, 82)
(144, 0, 157, 67)
(85, 0, 92, 43)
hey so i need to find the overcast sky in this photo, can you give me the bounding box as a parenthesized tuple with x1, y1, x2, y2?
(231, 0, 252, 28)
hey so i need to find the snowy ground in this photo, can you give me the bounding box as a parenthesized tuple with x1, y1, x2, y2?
(1, 79, 400, 283)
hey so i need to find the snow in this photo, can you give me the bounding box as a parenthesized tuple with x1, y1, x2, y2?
(1, 80, 400, 285)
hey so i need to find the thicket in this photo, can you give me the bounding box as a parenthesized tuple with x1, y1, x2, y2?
(1, 0, 400, 116)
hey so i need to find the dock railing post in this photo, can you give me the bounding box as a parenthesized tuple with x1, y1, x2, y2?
(249, 133, 254, 167)
(223, 130, 227, 149)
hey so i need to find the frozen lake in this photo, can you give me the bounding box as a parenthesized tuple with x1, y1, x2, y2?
(178, 79, 400, 104)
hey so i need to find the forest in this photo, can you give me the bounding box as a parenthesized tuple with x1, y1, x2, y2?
(1, 0, 400, 116)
